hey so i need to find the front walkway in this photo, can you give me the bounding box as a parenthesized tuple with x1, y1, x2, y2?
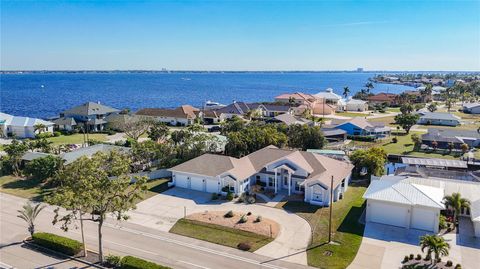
(348, 222, 480, 269)
(128, 187, 312, 265)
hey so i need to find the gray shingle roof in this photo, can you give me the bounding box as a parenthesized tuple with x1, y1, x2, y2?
(62, 102, 119, 116)
(419, 112, 461, 121)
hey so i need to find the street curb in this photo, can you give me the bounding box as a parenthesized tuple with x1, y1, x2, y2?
(22, 239, 106, 268)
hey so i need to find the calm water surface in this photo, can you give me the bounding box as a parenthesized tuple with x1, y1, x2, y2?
(0, 72, 413, 118)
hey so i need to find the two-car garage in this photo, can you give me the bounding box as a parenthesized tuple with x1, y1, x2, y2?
(364, 180, 444, 233)
(173, 173, 221, 193)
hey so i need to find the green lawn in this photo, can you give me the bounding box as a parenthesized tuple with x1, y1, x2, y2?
(142, 178, 171, 201)
(47, 133, 108, 145)
(0, 176, 53, 201)
(276, 185, 366, 269)
(336, 112, 369, 118)
(368, 115, 398, 127)
(169, 218, 274, 252)
(386, 107, 401, 112)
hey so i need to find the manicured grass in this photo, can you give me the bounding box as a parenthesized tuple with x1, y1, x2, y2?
(0, 175, 53, 201)
(368, 115, 398, 127)
(336, 112, 369, 118)
(275, 185, 366, 269)
(386, 107, 401, 112)
(47, 133, 108, 145)
(142, 178, 171, 200)
(169, 218, 274, 252)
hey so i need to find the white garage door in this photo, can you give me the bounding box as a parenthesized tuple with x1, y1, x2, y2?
(369, 202, 408, 228)
(205, 179, 219, 193)
(190, 177, 205, 192)
(175, 174, 190, 189)
(411, 207, 436, 232)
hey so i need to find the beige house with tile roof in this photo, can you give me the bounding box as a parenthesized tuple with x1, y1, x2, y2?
(136, 105, 201, 126)
(169, 145, 353, 206)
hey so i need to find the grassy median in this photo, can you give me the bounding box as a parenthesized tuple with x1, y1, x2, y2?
(169, 219, 274, 252)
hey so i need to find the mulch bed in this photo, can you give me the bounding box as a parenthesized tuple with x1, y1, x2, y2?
(402, 258, 459, 269)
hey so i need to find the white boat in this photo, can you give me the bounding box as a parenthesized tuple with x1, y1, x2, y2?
(204, 100, 226, 110)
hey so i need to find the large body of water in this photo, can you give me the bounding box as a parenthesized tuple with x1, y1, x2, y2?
(0, 72, 414, 119)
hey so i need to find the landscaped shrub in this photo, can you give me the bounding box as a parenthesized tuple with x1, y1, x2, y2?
(237, 242, 252, 251)
(238, 215, 248, 223)
(403, 256, 409, 263)
(415, 254, 421, 260)
(120, 255, 171, 269)
(409, 254, 414, 260)
(347, 135, 376, 142)
(439, 215, 447, 230)
(392, 137, 398, 143)
(226, 192, 234, 201)
(446, 260, 453, 267)
(454, 264, 461, 269)
(104, 254, 122, 268)
(255, 215, 262, 223)
(247, 196, 256, 204)
(53, 131, 62, 137)
(224, 210, 234, 218)
(211, 193, 218, 200)
(237, 193, 246, 203)
(32, 232, 83, 256)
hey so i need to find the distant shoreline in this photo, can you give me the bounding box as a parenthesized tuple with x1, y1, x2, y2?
(1, 70, 479, 75)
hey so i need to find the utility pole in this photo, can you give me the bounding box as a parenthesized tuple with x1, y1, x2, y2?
(328, 175, 334, 243)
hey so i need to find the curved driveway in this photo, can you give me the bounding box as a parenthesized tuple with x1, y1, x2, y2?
(128, 188, 312, 265)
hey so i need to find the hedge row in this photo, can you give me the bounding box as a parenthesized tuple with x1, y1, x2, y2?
(120, 256, 171, 269)
(32, 232, 83, 256)
(347, 135, 376, 142)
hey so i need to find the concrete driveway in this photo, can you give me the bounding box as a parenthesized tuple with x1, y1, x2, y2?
(348, 222, 480, 269)
(128, 187, 312, 265)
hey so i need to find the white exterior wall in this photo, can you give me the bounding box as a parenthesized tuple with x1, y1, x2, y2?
(474, 221, 480, 237)
(411, 206, 440, 233)
(346, 103, 368, 112)
(172, 171, 219, 193)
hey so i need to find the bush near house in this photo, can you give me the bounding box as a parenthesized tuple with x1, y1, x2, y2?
(120, 255, 171, 269)
(32, 232, 83, 256)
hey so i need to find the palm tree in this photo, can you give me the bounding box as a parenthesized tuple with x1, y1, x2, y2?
(364, 82, 374, 94)
(17, 202, 46, 237)
(419, 234, 450, 264)
(33, 123, 46, 134)
(443, 192, 471, 229)
(342, 86, 350, 99)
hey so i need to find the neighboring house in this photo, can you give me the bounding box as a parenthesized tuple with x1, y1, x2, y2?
(314, 88, 342, 105)
(331, 117, 391, 138)
(343, 97, 368, 112)
(364, 175, 480, 236)
(203, 110, 223, 124)
(214, 102, 260, 120)
(169, 145, 354, 206)
(421, 128, 480, 149)
(321, 128, 348, 142)
(367, 93, 398, 106)
(0, 112, 54, 138)
(104, 113, 136, 131)
(462, 103, 480, 114)
(254, 103, 293, 117)
(52, 117, 77, 131)
(272, 113, 313, 126)
(275, 92, 335, 116)
(60, 102, 120, 132)
(417, 112, 461, 126)
(136, 105, 201, 126)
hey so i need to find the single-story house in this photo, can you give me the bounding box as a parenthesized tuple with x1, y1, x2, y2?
(340, 97, 369, 112)
(400, 157, 468, 171)
(272, 113, 313, 126)
(0, 112, 54, 138)
(60, 102, 120, 132)
(462, 103, 480, 114)
(254, 103, 293, 117)
(365, 175, 480, 236)
(169, 145, 354, 206)
(275, 92, 319, 106)
(321, 128, 348, 142)
(421, 128, 480, 149)
(104, 113, 136, 131)
(417, 112, 461, 126)
(367, 93, 399, 106)
(275, 92, 336, 116)
(331, 117, 391, 138)
(136, 105, 201, 126)
(214, 102, 259, 120)
(202, 110, 224, 124)
(52, 117, 77, 131)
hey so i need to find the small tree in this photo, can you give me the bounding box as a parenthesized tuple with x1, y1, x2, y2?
(443, 193, 470, 229)
(431, 140, 438, 151)
(394, 113, 420, 134)
(350, 147, 387, 176)
(1, 139, 29, 176)
(411, 133, 421, 150)
(461, 143, 469, 154)
(447, 142, 454, 153)
(419, 235, 450, 264)
(147, 122, 169, 143)
(427, 102, 438, 112)
(123, 118, 152, 141)
(17, 202, 46, 237)
(33, 123, 47, 134)
(23, 155, 63, 182)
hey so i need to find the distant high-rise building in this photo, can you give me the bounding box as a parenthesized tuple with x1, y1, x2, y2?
(356, 67, 364, 72)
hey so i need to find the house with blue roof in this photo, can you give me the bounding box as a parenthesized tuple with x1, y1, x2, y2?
(330, 117, 391, 138)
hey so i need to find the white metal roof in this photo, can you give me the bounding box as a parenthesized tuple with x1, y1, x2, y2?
(364, 179, 444, 208)
(401, 157, 468, 169)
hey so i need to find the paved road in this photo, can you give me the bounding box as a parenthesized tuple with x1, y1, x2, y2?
(0, 193, 312, 269)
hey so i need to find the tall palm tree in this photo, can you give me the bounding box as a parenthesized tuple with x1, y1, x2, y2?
(364, 82, 374, 94)
(342, 86, 350, 99)
(419, 234, 450, 264)
(443, 192, 471, 228)
(17, 202, 46, 237)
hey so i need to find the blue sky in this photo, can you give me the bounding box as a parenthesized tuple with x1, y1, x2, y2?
(1, 0, 479, 71)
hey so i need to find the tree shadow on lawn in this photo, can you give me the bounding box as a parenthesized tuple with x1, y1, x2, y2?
(277, 200, 320, 214)
(2, 178, 53, 202)
(337, 203, 366, 237)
